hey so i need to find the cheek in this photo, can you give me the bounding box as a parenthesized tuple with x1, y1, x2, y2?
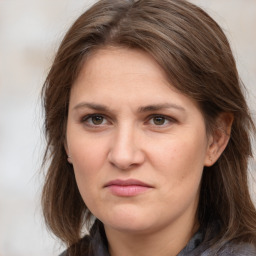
(68, 134, 109, 203)
(150, 133, 207, 191)
(152, 137, 206, 170)
(69, 132, 109, 172)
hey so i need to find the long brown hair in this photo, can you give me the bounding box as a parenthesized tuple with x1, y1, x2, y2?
(41, 0, 256, 251)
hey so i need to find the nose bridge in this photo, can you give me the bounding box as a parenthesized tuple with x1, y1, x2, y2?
(108, 122, 144, 169)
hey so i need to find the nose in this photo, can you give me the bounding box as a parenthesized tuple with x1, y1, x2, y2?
(107, 126, 145, 170)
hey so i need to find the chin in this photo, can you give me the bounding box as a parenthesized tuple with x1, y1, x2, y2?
(98, 206, 157, 234)
(106, 220, 154, 234)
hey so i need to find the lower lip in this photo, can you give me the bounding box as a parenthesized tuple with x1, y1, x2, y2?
(106, 185, 151, 197)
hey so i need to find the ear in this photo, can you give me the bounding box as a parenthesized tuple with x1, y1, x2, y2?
(204, 112, 234, 167)
(64, 140, 73, 164)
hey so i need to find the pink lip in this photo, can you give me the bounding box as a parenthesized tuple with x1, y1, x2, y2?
(104, 179, 153, 197)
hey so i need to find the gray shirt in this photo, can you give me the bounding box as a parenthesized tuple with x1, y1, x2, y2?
(60, 220, 256, 256)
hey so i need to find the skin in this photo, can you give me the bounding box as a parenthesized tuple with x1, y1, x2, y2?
(65, 47, 231, 256)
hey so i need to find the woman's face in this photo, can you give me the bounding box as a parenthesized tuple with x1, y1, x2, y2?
(66, 47, 212, 235)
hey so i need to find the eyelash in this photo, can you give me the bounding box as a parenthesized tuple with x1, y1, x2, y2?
(81, 114, 176, 128)
(81, 114, 110, 127)
(147, 114, 176, 127)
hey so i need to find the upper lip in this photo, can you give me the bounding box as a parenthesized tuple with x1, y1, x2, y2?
(104, 179, 153, 187)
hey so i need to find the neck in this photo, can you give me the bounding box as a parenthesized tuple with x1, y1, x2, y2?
(104, 216, 199, 256)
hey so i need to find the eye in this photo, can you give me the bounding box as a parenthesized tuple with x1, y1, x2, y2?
(148, 115, 175, 126)
(90, 115, 105, 125)
(152, 116, 167, 125)
(82, 114, 107, 126)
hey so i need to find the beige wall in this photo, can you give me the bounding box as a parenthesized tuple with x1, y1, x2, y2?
(0, 1, 255, 255)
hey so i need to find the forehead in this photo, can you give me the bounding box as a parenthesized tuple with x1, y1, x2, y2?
(70, 47, 201, 113)
(76, 46, 169, 84)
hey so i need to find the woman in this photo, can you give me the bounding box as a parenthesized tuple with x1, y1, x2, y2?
(41, 0, 256, 255)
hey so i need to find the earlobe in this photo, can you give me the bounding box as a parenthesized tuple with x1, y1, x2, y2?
(204, 112, 234, 167)
(64, 141, 73, 164)
(67, 155, 73, 164)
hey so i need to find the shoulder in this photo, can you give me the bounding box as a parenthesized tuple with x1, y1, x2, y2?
(59, 251, 67, 256)
(216, 242, 256, 256)
(58, 235, 92, 256)
(58, 220, 109, 256)
(201, 241, 256, 256)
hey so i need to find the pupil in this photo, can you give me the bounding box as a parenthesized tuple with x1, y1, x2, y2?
(154, 117, 165, 125)
(92, 116, 103, 125)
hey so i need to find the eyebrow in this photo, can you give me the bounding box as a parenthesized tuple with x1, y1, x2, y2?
(73, 102, 108, 111)
(73, 102, 186, 113)
(138, 103, 185, 113)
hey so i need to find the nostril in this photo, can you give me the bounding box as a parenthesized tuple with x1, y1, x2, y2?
(108, 147, 145, 170)
(108, 152, 135, 170)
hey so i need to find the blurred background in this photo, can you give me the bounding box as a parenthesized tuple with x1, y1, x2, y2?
(0, 0, 255, 255)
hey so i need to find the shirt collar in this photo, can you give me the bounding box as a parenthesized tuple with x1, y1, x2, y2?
(90, 219, 203, 256)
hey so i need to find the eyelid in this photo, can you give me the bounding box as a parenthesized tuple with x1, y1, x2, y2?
(81, 113, 111, 126)
(146, 114, 177, 125)
(80, 113, 177, 128)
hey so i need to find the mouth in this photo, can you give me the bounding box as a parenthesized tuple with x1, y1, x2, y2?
(104, 179, 153, 197)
